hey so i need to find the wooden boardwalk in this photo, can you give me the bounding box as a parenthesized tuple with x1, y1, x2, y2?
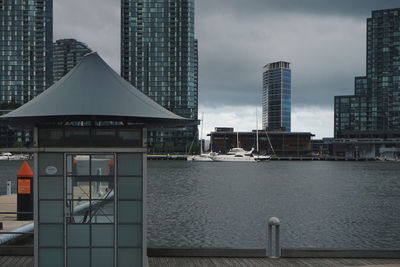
(1, 256, 400, 267)
(148, 258, 400, 267)
(0, 256, 33, 267)
(0, 195, 32, 232)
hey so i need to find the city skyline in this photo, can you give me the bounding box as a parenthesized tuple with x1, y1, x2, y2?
(49, 1, 400, 138)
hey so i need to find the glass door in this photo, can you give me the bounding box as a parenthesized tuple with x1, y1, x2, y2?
(65, 154, 116, 267)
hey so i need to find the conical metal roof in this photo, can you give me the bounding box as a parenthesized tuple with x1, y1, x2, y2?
(1, 52, 191, 127)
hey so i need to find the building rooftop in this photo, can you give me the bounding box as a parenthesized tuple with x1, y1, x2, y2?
(1, 52, 190, 127)
(263, 61, 291, 70)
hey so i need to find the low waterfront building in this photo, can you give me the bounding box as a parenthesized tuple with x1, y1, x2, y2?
(311, 138, 334, 157)
(327, 139, 400, 160)
(209, 128, 314, 157)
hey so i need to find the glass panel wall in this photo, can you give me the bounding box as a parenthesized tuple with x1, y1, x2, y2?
(38, 153, 64, 267)
(66, 154, 115, 267)
(38, 127, 142, 147)
(117, 153, 143, 267)
(38, 152, 144, 267)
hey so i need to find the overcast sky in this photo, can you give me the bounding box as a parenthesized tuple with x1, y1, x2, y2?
(53, 0, 399, 138)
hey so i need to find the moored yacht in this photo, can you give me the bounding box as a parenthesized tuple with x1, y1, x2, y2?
(187, 152, 216, 162)
(0, 152, 30, 160)
(210, 147, 256, 162)
(187, 113, 217, 162)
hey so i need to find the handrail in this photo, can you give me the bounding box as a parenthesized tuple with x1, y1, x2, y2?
(0, 224, 34, 245)
(0, 212, 33, 215)
(0, 232, 33, 235)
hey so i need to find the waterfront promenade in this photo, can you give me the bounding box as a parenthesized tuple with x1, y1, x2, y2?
(1, 256, 400, 267)
(0, 195, 32, 232)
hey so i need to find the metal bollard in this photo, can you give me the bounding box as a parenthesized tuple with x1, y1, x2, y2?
(267, 217, 281, 258)
(6, 181, 12, 195)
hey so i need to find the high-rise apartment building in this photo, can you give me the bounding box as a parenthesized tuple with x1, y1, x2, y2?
(335, 8, 400, 139)
(53, 39, 92, 82)
(0, 0, 53, 147)
(262, 61, 291, 132)
(121, 0, 198, 152)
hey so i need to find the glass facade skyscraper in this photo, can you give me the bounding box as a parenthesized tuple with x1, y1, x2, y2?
(53, 39, 91, 82)
(262, 61, 291, 132)
(0, 0, 52, 104)
(0, 0, 53, 147)
(121, 0, 198, 152)
(335, 8, 400, 139)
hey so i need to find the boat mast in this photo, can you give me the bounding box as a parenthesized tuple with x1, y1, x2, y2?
(200, 113, 204, 154)
(265, 130, 275, 155)
(210, 133, 213, 152)
(256, 108, 259, 152)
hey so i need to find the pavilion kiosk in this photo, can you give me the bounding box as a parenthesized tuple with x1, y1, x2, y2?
(1, 53, 190, 267)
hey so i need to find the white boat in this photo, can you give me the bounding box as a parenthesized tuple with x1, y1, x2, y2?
(0, 152, 30, 161)
(376, 153, 400, 162)
(253, 154, 271, 161)
(254, 108, 273, 161)
(0, 152, 12, 160)
(210, 147, 256, 162)
(211, 154, 256, 162)
(187, 152, 215, 162)
(187, 113, 216, 162)
(227, 147, 251, 155)
(210, 151, 256, 162)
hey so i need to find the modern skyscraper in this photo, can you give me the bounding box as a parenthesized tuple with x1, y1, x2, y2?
(262, 61, 291, 132)
(335, 8, 400, 139)
(53, 39, 92, 82)
(121, 0, 198, 152)
(0, 0, 53, 147)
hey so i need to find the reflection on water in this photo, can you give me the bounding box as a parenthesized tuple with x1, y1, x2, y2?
(147, 161, 400, 249)
(1, 160, 400, 248)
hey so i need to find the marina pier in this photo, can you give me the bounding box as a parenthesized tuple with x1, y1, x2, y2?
(0, 251, 400, 267)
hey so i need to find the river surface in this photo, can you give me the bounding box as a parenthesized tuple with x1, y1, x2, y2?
(1, 160, 400, 249)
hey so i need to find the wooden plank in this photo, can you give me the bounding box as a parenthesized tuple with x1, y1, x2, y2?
(1, 255, 400, 267)
(12, 256, 23, 267)
(282, 248, 400, 259)
(0, 256, 10, 266)
(147, 257, 400, 267)
(2, 256, 17, 266)
(147, 247, 266, 258)
(0, 256, 33, 267)
(18, 256, 34, 267)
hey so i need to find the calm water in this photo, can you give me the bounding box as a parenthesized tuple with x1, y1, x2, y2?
(1, 160, 400, 249)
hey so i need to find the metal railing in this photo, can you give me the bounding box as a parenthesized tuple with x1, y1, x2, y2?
(0, 209, 34, 246)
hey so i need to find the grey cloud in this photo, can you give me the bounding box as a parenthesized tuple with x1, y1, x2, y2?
(53, 0, 120, 70)
(52, 0, 398, 110)
(195, 0, 391, 109)
(197, 0, 400, 18)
